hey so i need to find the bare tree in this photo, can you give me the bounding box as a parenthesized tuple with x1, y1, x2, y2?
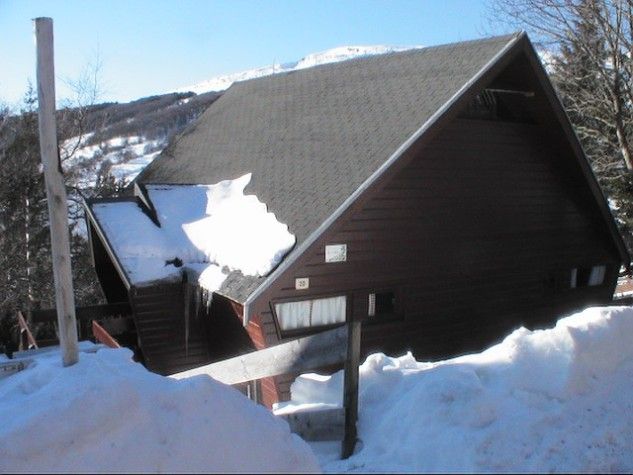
(489, 0, 633, 175)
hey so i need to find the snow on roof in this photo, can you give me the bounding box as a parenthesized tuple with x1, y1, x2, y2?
(278, 305, 633, 472)
(0, 346, 318, 472)
(92, 173, 296, 290)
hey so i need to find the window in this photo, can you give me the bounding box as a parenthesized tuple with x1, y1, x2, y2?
(571, 265, 606, 288)
(275, 295, 346, 331)
(368, 290, 399, 320)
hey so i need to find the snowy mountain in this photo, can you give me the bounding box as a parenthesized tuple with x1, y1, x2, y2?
(175, 45, 421, 96)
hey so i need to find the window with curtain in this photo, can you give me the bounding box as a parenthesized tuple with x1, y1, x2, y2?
(275, 295, 346, 331)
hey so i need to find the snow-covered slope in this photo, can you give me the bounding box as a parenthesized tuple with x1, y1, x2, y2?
(176, 45, 420, 95)
(61, 133, 165, 187)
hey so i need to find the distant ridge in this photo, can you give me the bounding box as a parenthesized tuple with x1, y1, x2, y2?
(175, 45, 422, 95)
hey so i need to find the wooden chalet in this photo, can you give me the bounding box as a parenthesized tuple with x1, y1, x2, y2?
(85, 32, 630, 407)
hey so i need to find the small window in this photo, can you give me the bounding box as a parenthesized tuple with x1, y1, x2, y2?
(275, 295, 346, 331)
(589, 265, 606, 286)
(571, 265, 606, 288)
(368, 291, 398, 319)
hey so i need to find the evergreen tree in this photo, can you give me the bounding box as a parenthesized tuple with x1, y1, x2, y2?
(0, 86, 54, 318)
(0, 86, 113, 353)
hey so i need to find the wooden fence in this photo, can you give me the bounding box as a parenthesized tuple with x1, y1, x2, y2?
(28, 302, 132, 344)
(172, 320, 362, 459)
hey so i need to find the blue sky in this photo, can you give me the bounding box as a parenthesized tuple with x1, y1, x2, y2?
(1, 0, 503, 106)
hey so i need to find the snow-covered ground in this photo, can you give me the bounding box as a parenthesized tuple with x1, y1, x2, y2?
(3, 305, 632, 472)
(175, 45, 421, 96)
(278, 305, 633, 473)
(0, 345, 318, 473)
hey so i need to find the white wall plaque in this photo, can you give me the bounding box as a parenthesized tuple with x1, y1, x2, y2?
(325, 244, 347, 263)
(295, 277, 310, 290)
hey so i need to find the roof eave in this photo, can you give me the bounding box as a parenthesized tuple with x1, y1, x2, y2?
(84, 198, 136, 290)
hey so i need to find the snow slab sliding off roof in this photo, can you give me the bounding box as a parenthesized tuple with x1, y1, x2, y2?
(91, 173, 296, 291)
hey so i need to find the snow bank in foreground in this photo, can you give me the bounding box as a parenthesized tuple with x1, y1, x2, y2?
(0, 346, 318, 473)
(282, 306, 633, 473)
(92, 173, 295, 289)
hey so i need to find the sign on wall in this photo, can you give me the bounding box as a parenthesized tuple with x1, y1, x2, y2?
(325, 244, 347, 263)
(295, 277, 310, 290)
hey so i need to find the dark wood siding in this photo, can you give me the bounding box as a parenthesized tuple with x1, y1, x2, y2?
(205, 294, 254, 361)
(253, 118, 621, 402)
(130, 283, 211, 375)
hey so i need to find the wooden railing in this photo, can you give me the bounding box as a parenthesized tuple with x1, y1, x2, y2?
(24, 302, 132, 346)
(30, 302, 132, 324)
(172, 320, 362, 459)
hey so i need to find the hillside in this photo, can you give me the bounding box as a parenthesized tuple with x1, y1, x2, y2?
(59, 91, 220, 187)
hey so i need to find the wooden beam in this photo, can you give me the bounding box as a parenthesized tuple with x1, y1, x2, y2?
(341, 319, 361, 459)
(17, 311, 38, 350)
(170, 325, 348, 384)
(91, 321, 121, 349)
(34, 17, 78, 366)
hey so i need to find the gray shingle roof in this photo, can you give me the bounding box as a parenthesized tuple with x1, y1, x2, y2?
(137, 34, 520, 302)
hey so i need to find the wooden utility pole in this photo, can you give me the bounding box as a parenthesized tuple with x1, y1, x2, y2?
(34, 17, 79, 366)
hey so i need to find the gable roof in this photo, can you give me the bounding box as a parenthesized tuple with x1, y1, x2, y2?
(115, 32, 628, 305)
(138, 34, 527, 242)
(133, 33, 519, 299)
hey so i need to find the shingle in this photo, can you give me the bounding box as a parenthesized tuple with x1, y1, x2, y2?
(137, 34, 519, 302)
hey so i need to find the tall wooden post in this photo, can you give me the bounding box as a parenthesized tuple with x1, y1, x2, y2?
(341, 319, 361, 459)
(34, 17, 79, 366)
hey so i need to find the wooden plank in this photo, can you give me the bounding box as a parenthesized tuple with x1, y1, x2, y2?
(91, 321, 121, 349)
(277, 408, 345, 441)
(341, 319, 361, 459)
(170, 325, 348, 384)
(34, 17, 78, 367)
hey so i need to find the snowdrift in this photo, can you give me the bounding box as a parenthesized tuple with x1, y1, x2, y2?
(3, 305, 633, 473)
(282, 306, 633, 473)
(0, 347, 319, 473)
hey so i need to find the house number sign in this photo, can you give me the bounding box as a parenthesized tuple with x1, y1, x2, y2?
(325, 244, 347, 263)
